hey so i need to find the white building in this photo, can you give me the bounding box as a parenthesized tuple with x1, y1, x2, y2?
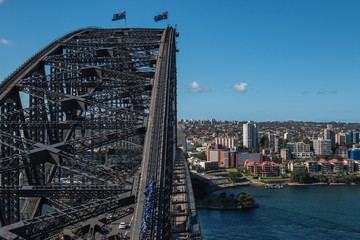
(287, 142, 311, 152)
(209, 149, 219, 162)
(284, 132, 292, 141)
(292, 152, 314, 159)
(215, 137, 238, 149)
(243, 121, 258, 149)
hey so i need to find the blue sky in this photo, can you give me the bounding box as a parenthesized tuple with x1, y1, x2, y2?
(0, 0, 359, 122)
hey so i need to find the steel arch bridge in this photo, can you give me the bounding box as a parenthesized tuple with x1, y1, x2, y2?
(0, 27, 178, 239)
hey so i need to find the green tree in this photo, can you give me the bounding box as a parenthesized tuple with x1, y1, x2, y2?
(290, 168, 312, 183)
(194, 142, 202, 148)
(228, 171, 243, 183)
(195, 151, 207, 160)
(259, 136, 269, 148)
(237, 192, 255, 205)
(303, 138, 313, 151)
(219, 192, 227, 198)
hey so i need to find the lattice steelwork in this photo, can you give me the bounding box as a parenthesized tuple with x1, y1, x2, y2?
(0, 27, 178, 239)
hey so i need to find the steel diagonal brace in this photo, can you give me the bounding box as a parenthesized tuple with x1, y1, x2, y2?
(0, 193, 135, 240)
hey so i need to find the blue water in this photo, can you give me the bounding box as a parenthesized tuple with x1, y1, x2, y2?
(198, 186, 360, 240)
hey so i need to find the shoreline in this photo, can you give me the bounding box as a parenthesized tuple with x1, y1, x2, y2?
(211, 181, 359, 192)
(197, 204, 259, 210)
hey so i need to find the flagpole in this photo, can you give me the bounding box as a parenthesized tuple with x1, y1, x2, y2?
(125, 11, 127, 28)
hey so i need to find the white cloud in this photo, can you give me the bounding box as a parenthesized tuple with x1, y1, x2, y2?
(187, 81, 214, 93)
(0, 0, 4, 4)
(233, 82, 248, 92)
(0, 38, 12, 45)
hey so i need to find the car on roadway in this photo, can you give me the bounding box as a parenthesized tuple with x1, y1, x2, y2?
(119, 222, 127, 229)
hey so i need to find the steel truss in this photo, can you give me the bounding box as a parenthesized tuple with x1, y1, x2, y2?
(0, 27, 177, 239)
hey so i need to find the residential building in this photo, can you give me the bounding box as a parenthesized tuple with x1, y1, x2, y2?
(287, 161, 306, 171)
(350, 149, 360, 160)
(215, 137, 238, 149)
(318, 159, 332, 173)
(199, 161, 218, 171)
(324, 125, 335, 148)
(238, 152, 262, 166)
(229, 150, 238, 168)
(268, 132, 275, 149)
(287, 142, 311, 152)
(279, 164, 286, 175)
(343, 159, 355, 172)
(280, 148, 291, 161)
(329, 159, 344, 173)
(262, 148, 272, 156)
(243, 121, 258, 149)
(244, 160, 279, 177)
(218, 150, 230, 168)
(274, 136, 282, 153)
(353, 132, 360, 144)
(208, 149, 219, 162)
(305, 161, 319, 173)
(284, 132, 292, 141)
(335, 133, 347, 146)
(313, 139, 332, 155)
(338, 147, 348, 159)
(291, 152, 314, 159)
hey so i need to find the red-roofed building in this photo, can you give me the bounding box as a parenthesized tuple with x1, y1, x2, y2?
(318, 159, 332, 173)
(245, 160, 280, 177)
(329, 159, 344, 173)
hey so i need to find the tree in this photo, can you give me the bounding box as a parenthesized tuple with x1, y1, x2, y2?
(228, 171, 242, 183)
(195, 151, 207, 160)
(237, 192, 255, 205)
(237, 166, 244, 173)
(303, 138, 313, 151)
(259, 136, 269, 148)
(290, 168, 311, 183)
(194, 142, 202, 148)
(219, 192, 227, 198)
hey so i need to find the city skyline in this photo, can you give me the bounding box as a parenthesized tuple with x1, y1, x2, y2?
(0, 0, 359, 122)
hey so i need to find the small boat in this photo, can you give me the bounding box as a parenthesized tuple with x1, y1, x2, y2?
(265, 184, 283, 189)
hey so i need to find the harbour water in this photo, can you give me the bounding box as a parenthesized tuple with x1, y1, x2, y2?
(198, 186, 360, 240)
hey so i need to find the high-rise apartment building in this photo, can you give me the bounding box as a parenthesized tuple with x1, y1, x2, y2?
(313, 138, 332, 155)
(274, 135, 282, 153)
(268, 132, 275, 148)
(324, 126, 335, 148)
(284, 132, 292, 141)
(335, 133, 347, 146)
(243, 121, 258, 149)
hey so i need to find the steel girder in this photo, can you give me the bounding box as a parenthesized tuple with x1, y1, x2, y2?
(131, 27, 178, 240)
(0, 27, 174, 239)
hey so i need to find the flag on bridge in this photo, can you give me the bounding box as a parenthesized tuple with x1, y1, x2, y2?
(154, 11, 168, 22)
(112, 11, 126, 21)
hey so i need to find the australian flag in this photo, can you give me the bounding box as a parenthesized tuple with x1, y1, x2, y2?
(154, 11, 168, 22)
(112, 11, 126, 21)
